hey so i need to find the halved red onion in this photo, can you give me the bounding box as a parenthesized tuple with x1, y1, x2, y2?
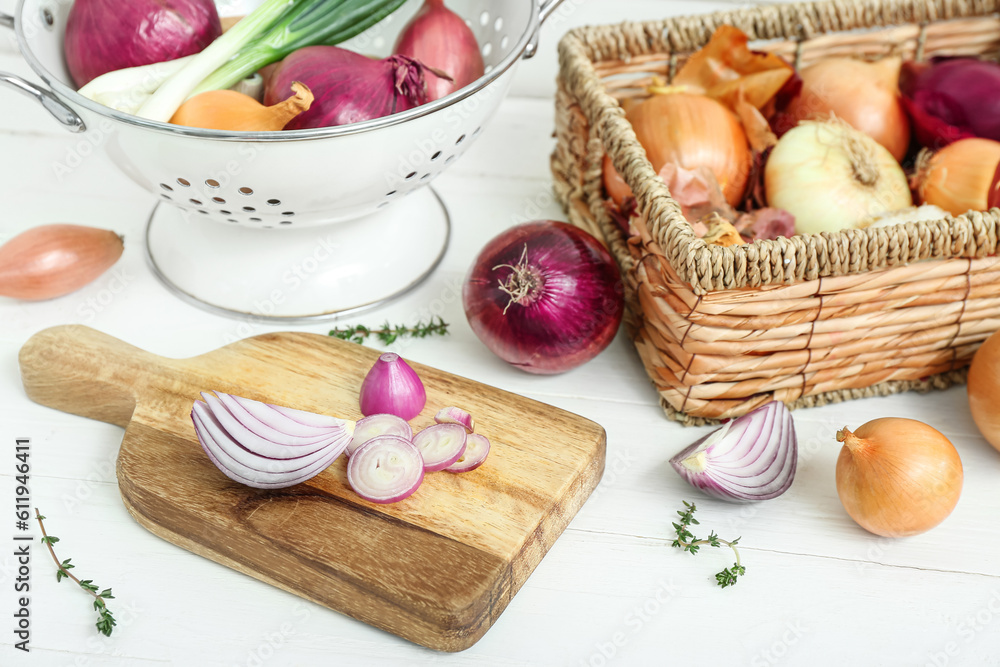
(412, 423, 467, 472)
(434, 406, 475, 433)
(347, 435, 425, 504)
(191, 392, 353, 489)
(669, 401, 797, 503)
(348, 413, 413, 456)
(444, 433, 490, 473)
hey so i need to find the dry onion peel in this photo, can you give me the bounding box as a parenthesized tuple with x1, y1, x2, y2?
(835, 418, 962, 537)
(912, 138, 1000, 216)
(669, 401, 797, 503)
(968, 329, 1000, 453)
(765, 120, 911, 234)
(170, 81, 313, 131)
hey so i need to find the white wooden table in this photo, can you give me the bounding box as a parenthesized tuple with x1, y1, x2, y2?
(2, 1, 1000, 665)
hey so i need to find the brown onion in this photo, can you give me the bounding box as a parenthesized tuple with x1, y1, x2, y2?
(781, 57, 911, 162)
(625, 92, 751, 207)
(913, 138, 1000, 216)
(835, 418, 963, 537)
(0, 224, 124, 300)
(968, 329, 1000, 452)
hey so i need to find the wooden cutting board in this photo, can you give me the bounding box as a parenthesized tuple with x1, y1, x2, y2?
(18, 325, 605, 651)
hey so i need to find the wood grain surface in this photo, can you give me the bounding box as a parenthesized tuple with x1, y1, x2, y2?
(17, 325, 606, 651)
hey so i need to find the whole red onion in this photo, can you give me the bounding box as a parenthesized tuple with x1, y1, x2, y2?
(65, 0, 222, 88)
(900, 58, 1000, 149)
(264, 46, 441, 129)
(463, 221, 624, 375)
(393, 0, 484, 101)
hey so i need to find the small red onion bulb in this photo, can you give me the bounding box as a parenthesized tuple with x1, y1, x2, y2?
(462, 221, 624, 374)
(359, 353, 426, 420)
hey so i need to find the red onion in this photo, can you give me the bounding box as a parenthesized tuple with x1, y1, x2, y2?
(359, 352, 426, 420)
(900, 58, 1000, 149)
(348, 413, 413, 456)
(191, 392, 353, 489)
(65, 0, 222, 88)
(412, 423, 467, 471)
(347, 435, 425, 504)
(444, 433, 490, 473)
(393, 0, 484, 101)
(263, 46, 445, 129)
(462, 221, 624, 374)
(669, 402, 797, 503)
(434, 406, 475, 432)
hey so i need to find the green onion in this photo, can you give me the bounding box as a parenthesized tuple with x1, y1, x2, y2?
(136, 0, 297, 122)
(192, 0, 408, 96)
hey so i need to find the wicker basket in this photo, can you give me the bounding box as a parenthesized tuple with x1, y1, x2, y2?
(552, 0, 1000, 425)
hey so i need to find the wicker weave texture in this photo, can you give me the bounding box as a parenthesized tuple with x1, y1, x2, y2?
(551, 0, 1000, 424)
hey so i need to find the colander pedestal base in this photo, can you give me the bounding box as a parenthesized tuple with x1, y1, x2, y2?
(144, 188, 450, 322)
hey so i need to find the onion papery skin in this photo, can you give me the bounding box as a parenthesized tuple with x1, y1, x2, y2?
(913, 138, 1000, 216)
(835, 418, 963, 537)
(669, 401, 797, 503)
(968, 330, 1000, 453)
(462, 221, 624, 375)
(626, 92, 751, 207)
(393, 0, 484, 101)
(765, 121, 912, 234)
(264, 47, 434, 129)
(358, 353, 427, 421)
(602, 155, 634, 208)
(65, 0, 222, 88)
(781, 57, 911, 162)
(900, 58, 1000, 149)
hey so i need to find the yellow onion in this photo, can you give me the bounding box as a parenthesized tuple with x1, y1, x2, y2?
(622, 91, 751, 207)
(835, 418, 963, 537)
(765, 121, 911, 234)
(782, 57, 911, 162)
(967, 329, 1000, 452)
(912, 138, 1000, 216)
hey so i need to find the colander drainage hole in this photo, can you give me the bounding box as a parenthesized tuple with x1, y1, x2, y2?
(206, 179, 220, 188)
(190, 199, 203, 205)
(160, 183, 173, 192)
(197, 210, 209, 215)
(420, 173, 431, 181)
(212, 197, 226, 204)
(177, 178, 191, 187)
(456, 134, 466, 145)
(386, 190, 397, 197)
(479, 10, 489, 26)
(243, 206, 256, 212)
(280, 221, 292, 225)
(482, 43, 493, 58)
(377, 201, 390, 209)
(161, 194, 172, 200)
(267, 199, 281, 206)
(494, 17, 503, 31)
(405, 171, 417, 180)
(239, 187, 254, 195)
(445, 155, 456, 164)
(227, 219, 238, 223)
(473, 126, 482, 137)
(431, 151, 442, 161)
(281, 212, 295, 217)
(501, 35, 509, 50)
(220, 210, 232, 215)
(250, 217, 262, 222)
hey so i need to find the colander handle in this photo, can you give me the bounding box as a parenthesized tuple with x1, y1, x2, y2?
(523, 0, 568, 59)
(0, 11, 86, 132)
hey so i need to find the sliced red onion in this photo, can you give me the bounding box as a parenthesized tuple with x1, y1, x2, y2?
(359, 352, 427, 421)
(190, 392, 353, 490)
(347, 435, 425, 504)
(348, 413, 413, 456)
(412, 423, 467, 472)
(669, 401, 797, 503)
(211, 392, 343, 443)
(434, 406, 475, 433)
(444, 433, 490, 473)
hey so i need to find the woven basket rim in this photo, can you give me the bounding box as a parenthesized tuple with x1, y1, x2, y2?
(556, 0, 1000, 295)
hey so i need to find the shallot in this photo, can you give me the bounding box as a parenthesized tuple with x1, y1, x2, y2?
(347, 435, 425, 504)
(358, 353, 426, 420)
(0, 224, 124, 301)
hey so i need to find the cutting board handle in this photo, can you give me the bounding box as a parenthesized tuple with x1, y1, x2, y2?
(19, 324, 157, 428)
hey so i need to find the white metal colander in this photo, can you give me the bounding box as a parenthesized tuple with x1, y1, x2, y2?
(0, 0, 565, 320)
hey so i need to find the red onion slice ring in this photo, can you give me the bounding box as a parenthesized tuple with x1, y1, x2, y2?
(347, 435, 425, 504)
(444, 433, 490, 473)
(412, 423, 467, 472)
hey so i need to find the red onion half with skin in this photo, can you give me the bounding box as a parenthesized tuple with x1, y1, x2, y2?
(264, 46, 447, 129)
(463, 221, 624, 374)
(393, 0, 485, 101)
(900, 58, 1000, 148)
(65, 0, 222, 88)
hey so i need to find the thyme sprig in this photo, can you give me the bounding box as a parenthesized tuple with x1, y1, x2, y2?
(671, 501, 746, 588)
(35, 509, 117, 636)
(329, 316, 449, 345)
